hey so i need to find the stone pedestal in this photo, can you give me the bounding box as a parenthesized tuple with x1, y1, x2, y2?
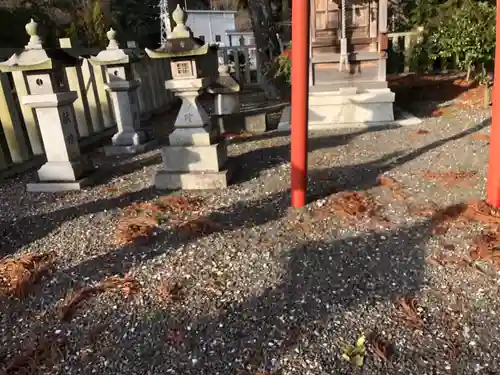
(207, 64, 241, 134)
(155, 77, 231, 190)
(90, 28, 156, 156)
(104, 78, 156, 155)
(22, 92, 95, 192)
(245, 113, 267, 133)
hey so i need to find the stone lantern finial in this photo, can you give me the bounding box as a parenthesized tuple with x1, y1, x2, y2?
(25, 18, 42, 49)
(106, 27, 119, 50)
(170, 4, 190, 39)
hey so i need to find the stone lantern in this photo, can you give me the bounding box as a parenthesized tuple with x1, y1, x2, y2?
(208, 64, 240, 114)
(90, 28, 155, 155)
(0, 19, 95, 192)
(207, 64, 240, 134)
(146, 5, 228, 190)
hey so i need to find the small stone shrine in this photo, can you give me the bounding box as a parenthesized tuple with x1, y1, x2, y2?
(90, 28, 155, 155)
(0, 19, 95, 192)
(310, 0, 394, 127)
(207, 64, 240, 133)
(280, 0, 395, 130)
(146, 5, 229, 190)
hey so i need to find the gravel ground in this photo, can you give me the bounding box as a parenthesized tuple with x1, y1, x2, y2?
(0, 102, 499, 375)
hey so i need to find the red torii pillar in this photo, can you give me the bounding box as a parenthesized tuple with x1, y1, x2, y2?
(290, 0, 311, 208)
(486, 0, 500, 208)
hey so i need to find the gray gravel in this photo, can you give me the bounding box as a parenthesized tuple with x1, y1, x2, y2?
(1, 103, 499, 375)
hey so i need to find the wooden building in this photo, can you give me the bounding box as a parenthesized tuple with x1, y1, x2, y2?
(305, 0, 395, 129)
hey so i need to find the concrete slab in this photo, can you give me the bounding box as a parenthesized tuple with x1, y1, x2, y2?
(27, 172, 97, 192)
(154, 168, 232, 190)
(277, 105, 422, 131)
(103, 140, 158, 156)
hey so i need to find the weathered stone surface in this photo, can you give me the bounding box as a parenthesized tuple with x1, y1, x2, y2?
(161, 143, 227, 172)
(214, 94, 240, 116)
(245, 113, 267, 133)
(27, 173, 96, 192)
(168, 126, 217, 146)
(22, 92, 95, 185)
(154, 168, 231, 190)
(103, 140, 157, 156)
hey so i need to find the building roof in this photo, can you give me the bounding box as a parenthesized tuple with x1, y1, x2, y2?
(186, 9, 237, 14)
(225, 30, 253, 35)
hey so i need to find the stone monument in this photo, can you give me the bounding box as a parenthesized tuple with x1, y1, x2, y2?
(207, 64, 240, 134)
(90, 28, 156, 155)
(146, 5, 229, 190)
(279, 0, 395, 130)
(0, 19, 95, 192)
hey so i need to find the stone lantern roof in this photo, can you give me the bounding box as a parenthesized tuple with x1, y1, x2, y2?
(207, 64, 240, 94)
(89, 28, 142, 66)
(0, 18, 79, 72)
(146, 5, 213, 59)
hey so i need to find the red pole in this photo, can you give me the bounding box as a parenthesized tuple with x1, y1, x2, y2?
(486, 0, 500, 207)
(290, 0, 310, 208)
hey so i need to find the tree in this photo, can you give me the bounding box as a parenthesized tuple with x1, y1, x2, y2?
(238, 0, 282, 97)
(110, 0, 160, 47)
(428, 0, 495, 80)
(64, 0, 109, 48)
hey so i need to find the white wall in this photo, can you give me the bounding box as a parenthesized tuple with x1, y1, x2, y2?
(228, 33, 255, 46)
(186, 11, 236, 47)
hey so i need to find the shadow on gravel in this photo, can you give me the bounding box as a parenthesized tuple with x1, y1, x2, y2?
(94, 153, 162, 187)
(134, 215, 436, 374)
(232, 117, 491, 187)
(0, 118, 491, 374)
(0, 188, 159, 258)
(231, 125, 400, 184)
(0, 118, 489, 260)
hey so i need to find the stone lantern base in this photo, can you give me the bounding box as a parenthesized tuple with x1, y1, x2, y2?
(103, 139, 158, 156)
(27, 171, 97, 193)
(155, 168, 231, 190)
(22, 92, 98, 192)
(154, 125, 232, 190)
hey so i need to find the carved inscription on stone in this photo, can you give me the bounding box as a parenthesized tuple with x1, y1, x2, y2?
(62, 110, 72, 126)
(184, 112, 193, 123)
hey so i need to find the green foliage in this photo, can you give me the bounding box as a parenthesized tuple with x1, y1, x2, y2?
(273, 42, 291, 84)
(409, 0, 444, 28)
(407, 0, 495, 78)
(0, 6, 58, 48)
(341, 334, 366, 368)
(64, 0, 108, 48)
(110, 0, 160, 48)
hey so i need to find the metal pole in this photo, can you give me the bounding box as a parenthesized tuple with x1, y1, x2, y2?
(290, 0, 311, 208)
(486, 0, 500, 207)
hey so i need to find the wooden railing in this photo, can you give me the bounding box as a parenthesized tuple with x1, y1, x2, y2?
(387, 27, 425, 74)
(0, 39, 175, 176)
(217, 46, 261, 85)
(218, 28, 426, 86)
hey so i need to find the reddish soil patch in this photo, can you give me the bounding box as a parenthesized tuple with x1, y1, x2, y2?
(377, 175, 408, 200)
(0, 252, 56, 298)
(470, 232, 500, 270)
(59, 276, 139, 322)
(471, 133, 490, 142)
(313, 191, 392, 228)
(4, 335, 67, 375)
(388, 74, 488, 109)
(316, 191, 379, 220)
(422, 170, 477, 186)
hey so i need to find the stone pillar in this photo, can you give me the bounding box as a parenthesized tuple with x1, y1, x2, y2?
(146, 5, 231, 190)
(90, 29, 156, 155)
(0, 19, 96, 191)
(157, 79, 230, 189)
(208, 64, 241, 134)
(23, 92, 94, 192)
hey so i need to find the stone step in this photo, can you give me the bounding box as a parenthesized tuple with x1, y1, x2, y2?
(308, 88, 395, 107)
